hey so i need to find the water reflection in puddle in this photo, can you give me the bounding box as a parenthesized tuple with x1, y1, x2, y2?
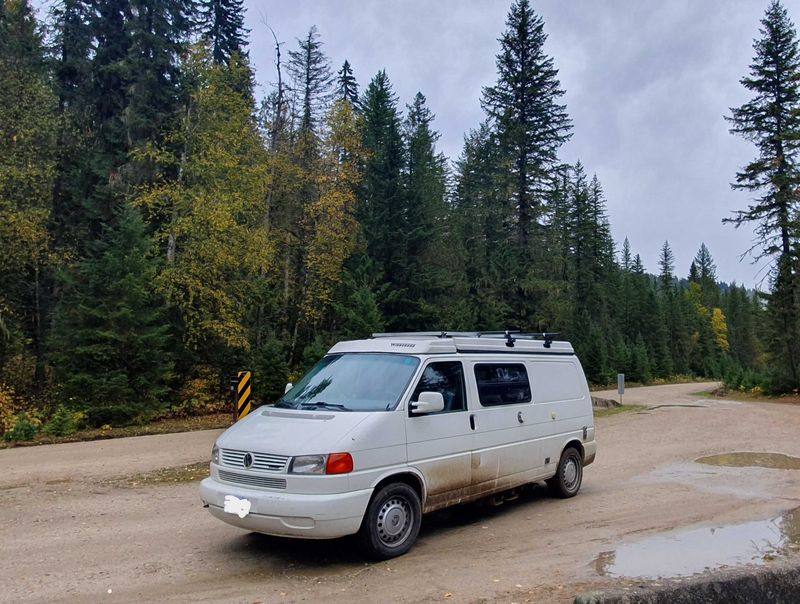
(595, 508, 800, 579)
(696, 452, 800, 470)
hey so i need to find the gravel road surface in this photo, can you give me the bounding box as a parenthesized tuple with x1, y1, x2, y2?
(2, 382, 800, 603)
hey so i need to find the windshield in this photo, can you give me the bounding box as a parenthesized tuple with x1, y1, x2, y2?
(276, 353, 420, 412)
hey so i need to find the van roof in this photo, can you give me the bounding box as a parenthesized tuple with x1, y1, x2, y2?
(328, 332, 575, 356)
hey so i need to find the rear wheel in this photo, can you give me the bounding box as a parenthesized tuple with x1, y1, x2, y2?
(547, 447, 583, 498)
(357, 482, 421, 560)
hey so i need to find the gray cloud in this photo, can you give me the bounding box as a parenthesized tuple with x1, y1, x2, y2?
(248, 0, 791, 287)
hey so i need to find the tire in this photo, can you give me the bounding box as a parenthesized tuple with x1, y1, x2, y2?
(547, 447, 583, 498)
(357, 482, 422, 560)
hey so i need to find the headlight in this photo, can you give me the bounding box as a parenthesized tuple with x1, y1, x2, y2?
(290, 454, 327, 474)
(211, 444, 219, 464)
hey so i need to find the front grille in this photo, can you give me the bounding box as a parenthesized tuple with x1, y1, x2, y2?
(218, 469, 287, 490)
(220, 449, 289, 472)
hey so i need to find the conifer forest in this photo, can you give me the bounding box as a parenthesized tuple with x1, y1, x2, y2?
(1, 0, 798, 436)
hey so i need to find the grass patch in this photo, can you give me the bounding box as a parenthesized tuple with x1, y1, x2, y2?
(0, 413, 232, 449)
(594, 404, 647, 418)
(104, 461, 210, 488)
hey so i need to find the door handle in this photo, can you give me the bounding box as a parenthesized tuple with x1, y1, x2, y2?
(517, 411, 524, 424)
(469, 414, 476, 430)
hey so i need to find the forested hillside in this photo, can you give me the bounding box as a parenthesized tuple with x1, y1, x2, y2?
(0, 0, 778, 436)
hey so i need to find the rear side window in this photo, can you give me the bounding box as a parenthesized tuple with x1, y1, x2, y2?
(529, 361, 585, 403)
(474, 363, 532, 406)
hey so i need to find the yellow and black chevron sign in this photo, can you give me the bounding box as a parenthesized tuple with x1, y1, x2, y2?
(236, 371, 252, 420)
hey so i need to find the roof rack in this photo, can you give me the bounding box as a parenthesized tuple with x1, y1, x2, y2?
(369, 330, 561, 349)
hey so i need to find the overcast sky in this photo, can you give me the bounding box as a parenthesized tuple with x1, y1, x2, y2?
(241, 0, 800, 289)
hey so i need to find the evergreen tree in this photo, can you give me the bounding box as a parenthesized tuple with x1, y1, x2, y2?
(358, 70, 406, 322)
(400, 92, 449, 329)
(336, 59, 359, 105)
(587, 174, 614, 273)
(83, 0, 130, 237)
(620, 237, 632, 271)
(288, 25, 333, 135)
(197, 0, 248, 65)
(690, 243, 721, 308)
(727, 0, 800, 390)
(50, 0, 93, 251)
(124, 0, 192, 157)
(50, 206, 172, 425)
(481, 0, 571, 260)
(453, 122, 512, 328)
(658, 241, 675, 290)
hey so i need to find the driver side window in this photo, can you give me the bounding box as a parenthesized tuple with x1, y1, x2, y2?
(411, 362, 466, 414)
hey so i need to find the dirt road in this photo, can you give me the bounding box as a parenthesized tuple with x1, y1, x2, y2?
(3, 382, 800, 603)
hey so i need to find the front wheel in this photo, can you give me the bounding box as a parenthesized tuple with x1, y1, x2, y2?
(357, 482, 421, 560)
(547, 447, 583, 498)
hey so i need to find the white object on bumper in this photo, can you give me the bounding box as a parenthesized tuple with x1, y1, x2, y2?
(223, 494, 251, 518)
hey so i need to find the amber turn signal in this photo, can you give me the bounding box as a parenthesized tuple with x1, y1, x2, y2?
(326, 452, 354, 474)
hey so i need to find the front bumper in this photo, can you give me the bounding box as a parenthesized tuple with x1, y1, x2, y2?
(200, 477, 373, 539)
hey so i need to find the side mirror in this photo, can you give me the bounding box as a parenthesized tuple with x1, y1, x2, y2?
(411, 391, 445, 415)
(284, 382, 293, 394)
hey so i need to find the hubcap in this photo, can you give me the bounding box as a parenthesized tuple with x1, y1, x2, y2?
(377, 496, 412, 546)
(563, 458, 579, 488)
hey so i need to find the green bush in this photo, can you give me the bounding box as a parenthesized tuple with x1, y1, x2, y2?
(3, 416, 38, 442)
(43, 405, 81, 437)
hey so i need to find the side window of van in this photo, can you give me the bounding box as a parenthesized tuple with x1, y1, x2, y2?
(474, 363, 532, 406)
(411, 362, 466, 414)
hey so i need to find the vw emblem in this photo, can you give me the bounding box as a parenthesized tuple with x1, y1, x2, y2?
(243, 453, 253, 468)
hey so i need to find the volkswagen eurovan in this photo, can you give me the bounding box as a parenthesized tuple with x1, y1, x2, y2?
(200, 331, 597, 559)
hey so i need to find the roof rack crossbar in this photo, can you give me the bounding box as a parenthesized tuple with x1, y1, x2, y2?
(370, 330, 560, 347)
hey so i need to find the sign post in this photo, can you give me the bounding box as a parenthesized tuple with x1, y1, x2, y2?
(232, 371, 253, 421)
(617, 373, 625, 406)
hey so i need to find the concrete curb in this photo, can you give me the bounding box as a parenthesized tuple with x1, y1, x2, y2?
(574, 558, 800, 604)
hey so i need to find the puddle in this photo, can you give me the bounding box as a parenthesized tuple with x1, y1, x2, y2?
(595, 508, 800, 579)
(696, 452, 800, 470)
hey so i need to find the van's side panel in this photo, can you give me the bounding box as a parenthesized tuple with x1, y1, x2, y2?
(466, 357, 542, 493)
(527, 357, 594, 471)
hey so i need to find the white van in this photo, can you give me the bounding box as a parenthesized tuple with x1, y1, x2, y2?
(200, 331, 596, 559)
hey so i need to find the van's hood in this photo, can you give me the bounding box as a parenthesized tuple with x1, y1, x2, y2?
(215, 407, 372, 455)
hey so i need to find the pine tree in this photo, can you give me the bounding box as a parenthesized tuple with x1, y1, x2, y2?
(125, 0, 192, 157)
(288, 26, 333, 135)
(691, 243, 721, 308)
(658, 241, 675, 291)
(358, 70, 406, 322)
(453, 122, 512, 328)
(621, 237, 632, 271)
(727, 0, 800, 389)
(336, 59, 359, 105)
(197, 0, 248, 65)
(481, 0, 571, 259)
(587, 174, 614, 273)
(83, 0, 130, 237)
(50, 0, 94, 251)
(400, 92, 449, 329)
(50, 206, 172, 425)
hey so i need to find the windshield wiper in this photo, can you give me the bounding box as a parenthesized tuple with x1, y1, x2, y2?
(299, 401, 351, 411)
